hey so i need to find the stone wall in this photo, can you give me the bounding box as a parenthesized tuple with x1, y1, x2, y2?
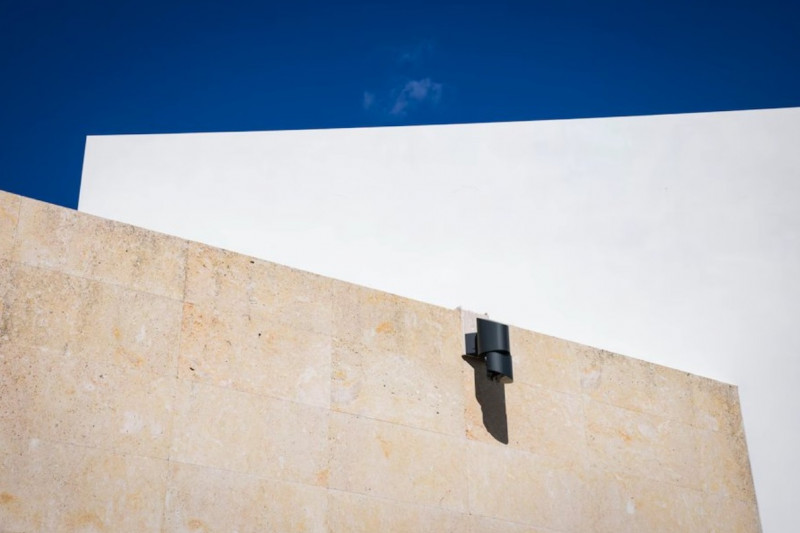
(0, 191, 759, 531)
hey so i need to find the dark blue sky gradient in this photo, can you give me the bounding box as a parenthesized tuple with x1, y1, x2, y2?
(2, 0, 799, 208)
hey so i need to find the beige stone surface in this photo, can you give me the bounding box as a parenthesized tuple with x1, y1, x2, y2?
(466, 440, 588, 531)
(333, 282, 458, 354)
(14, 196, 187, 300)
(703, 492, 762, 533)
(326, 490, 470, 532)
(0, 192, 760, 531)
(0, 437, 168, 532)
(331, 337, 465, 437)
(465, 380, 586, 466)
(0, 259, 11, 337)
(185, 242, 333, 335)
(579, 345, 694, 424)
(327, 411, 468, 511)
(467, 515, 557, 533)
(586, 473, 760, 533)
(587, 470, 708, 532)
(690, 374, 745, 434)
(332, 284, 465, 436)
(1, 262, 86, 351)
(3, 262, 182, 377)
(0, 191, 20, 258)
(698, 425, 757, 502)
(179, 301, 331, 408)
(1, 342, 176, 459)
(584, 397, 702, 490)
(508, 327, 583, 394)
(164, 461, 327, 532)
(170, 379, 328, 485)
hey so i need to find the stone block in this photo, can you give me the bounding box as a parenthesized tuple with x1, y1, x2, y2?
(326, 490, 470, 532)
(579, 346, 694, 425)
(2, 263, 86, 352)
(327, 411, 468, 512)
(331, 337, 465, 437)
(507, 327, 583, 394)
(587, 471, 707, 532)
(466, 440, 588, 531)
(14, 196, 187, 300)
(0, 191, 20, 259)
(164, 461, 327, 532)
(703, 492, 762, 532)
(584, 398, 702, 490)
(179, 301, 331, 408)
(467, 515, 554, 533)
(690, 375, 744, 434)
(0, 342, 176, 459)
(170, 379, 328, 486)
(185, 242, 333, 335)
(3, 263, 182, 377)
(0, 259, 11, 336)
(0, 438, 168, 532)
(464, 380, 585, 466)
(698, 426, 757, 502)
(332, 283, 459, 356)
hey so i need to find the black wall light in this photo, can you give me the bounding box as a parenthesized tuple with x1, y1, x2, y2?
(465, 318, 513, 383)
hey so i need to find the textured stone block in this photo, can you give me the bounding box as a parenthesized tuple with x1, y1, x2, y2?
(14, 196, 187, 299)
(698, 426, 757, 502)
(2, 263, 86, 351)
(0, 342, 176, 459)
(332, 285, 465, 435)
(466, 440, 588, 531)
(3, 263, 182, 377)
(164, 461, 327, 532)
(690, 375, 744, 434)
(465, 380, 585, 466)
(507, 327, 583, 394)
(0, 438, 167, 532)
(0, 191, 20, 258)
(171, 379, 328, 485)
(584, 398, 702, 490)
(333, 282, 458, 355)
(0, 259, 11, 336)
(179, 301, 331, 407)
(331, 337, 465, 437)
(326, 490, 470, 532)
(579, 346, 694, 425)
(587, 471, 708, 532)
(703, 492, 762, 533)
(467, 515, 554, 533)
(591, 484, 762, 533)
(185, 242, 333, 335)
(327, 411, 468, 511)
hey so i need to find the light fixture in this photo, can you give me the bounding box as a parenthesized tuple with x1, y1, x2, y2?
(464, 318, 513, 383)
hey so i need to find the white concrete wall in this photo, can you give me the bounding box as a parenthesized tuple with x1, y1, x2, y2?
(79, 107, 800, 531)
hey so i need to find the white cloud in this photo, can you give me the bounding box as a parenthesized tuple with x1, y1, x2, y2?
(363, 91, 375, 110)
(362, 40, 444, 118)
(389, 78, 443, 116)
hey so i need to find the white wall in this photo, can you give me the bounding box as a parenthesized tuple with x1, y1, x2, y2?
(80, 107, 800, 531)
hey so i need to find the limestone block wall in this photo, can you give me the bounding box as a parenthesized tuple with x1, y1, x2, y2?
(0, 190, 759, 532)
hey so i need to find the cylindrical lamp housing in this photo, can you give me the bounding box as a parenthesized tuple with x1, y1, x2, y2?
(476, 318, 510, 354)
(476, 318, 513, 383)
(485, 351, 513, 384)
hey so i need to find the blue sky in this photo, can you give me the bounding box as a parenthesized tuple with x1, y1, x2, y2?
(2, 0, 799, 209)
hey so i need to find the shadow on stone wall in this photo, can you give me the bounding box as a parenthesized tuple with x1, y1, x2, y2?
(464, 357, 509, 444)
